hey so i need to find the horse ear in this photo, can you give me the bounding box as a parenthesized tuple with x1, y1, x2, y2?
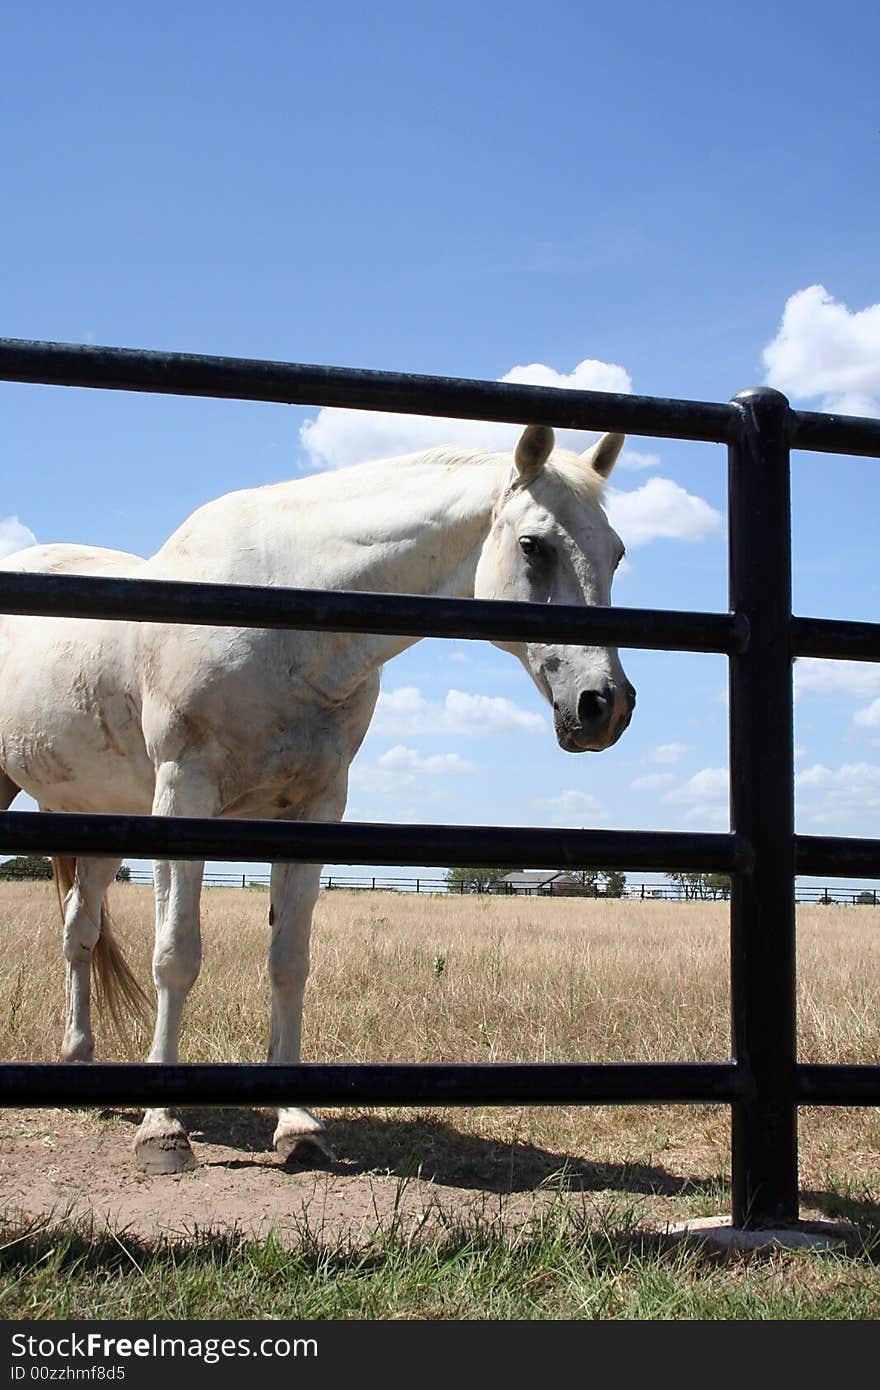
(514, 425, 554, 482)
(583, 432, 625, 480)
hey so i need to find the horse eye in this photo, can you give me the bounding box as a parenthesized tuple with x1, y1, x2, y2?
(519, 536, 542, 557)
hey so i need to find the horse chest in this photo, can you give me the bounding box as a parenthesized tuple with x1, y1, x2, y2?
(218, 716, 349, 817)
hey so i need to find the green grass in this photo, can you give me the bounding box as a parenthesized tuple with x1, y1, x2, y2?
(3, 1198, 880, 1321)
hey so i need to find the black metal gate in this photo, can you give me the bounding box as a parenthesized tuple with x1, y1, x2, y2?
(1, 337, 878, 1229)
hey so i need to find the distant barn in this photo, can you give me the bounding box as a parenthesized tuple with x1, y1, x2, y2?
(492, 870, 610, 897)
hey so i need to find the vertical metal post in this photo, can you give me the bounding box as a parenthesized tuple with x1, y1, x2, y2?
(728, 387, 798, 1227)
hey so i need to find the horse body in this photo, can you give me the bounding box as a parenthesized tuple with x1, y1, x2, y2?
(0, 544, 153, 815)
(0, 426, 635, 1172)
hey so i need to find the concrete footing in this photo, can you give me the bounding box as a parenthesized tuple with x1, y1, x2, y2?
(666, 1215, 860, 1253)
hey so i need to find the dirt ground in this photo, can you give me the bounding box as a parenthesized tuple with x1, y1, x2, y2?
(0, 1102, 748, 1246)
(0, 1105, 621, 1244)
(4, 1102, 873, 1252)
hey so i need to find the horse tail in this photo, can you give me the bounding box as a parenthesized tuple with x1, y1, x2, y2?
(53, 856, 151, 1043)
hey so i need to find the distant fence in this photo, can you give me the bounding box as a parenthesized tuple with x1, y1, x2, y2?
(2, 860, 877, 905)
(1, 336, 878, 1231)
(105, 868, 880, 906)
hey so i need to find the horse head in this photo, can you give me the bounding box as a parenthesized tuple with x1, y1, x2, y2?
(474, 424, 636, 752)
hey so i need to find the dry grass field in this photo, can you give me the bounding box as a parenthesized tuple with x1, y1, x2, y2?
(1, 878, 879, 1254)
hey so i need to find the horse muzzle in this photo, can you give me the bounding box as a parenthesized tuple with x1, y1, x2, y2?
(553, 680, 636, 753)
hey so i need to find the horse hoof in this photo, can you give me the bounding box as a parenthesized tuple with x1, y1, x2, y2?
(276, 1132, 336, 1165)
(273, 1116, 335, 1165)
(134, 1129, 198, 1176)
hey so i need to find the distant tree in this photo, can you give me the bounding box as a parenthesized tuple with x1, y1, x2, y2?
(601, 869, 627, 898)
(703, 872, 731, 900)
(664, 867, 734, 900)
(445, 866, 521, 894)
(0, 855, 53, 881)
(856, 890, 876, 906)
(665, 871, 698, 899)
(552, 869, 627, 898)
(554, 869, 600, 897)
(665, 870, 729, 900)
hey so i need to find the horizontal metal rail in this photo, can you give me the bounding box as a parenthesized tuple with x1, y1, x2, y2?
(5, 815, 877, 883)
(0, 337, 740, 444)
(0, 571, 748, 654)
(0, 811, 753, 874)
(789, 409, 880, 459)
(4, 1062, 877, 1109)
(795, 836, 880, 881)
(4, 338, 880, 456)
(0, 1061, 744, 1108)
(5, 575, 880, 664)
(791, 615, 880, 663)
(797, 1065, 880, 1106)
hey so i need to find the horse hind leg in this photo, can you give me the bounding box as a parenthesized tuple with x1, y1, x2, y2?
(55, 854, 127, 1063)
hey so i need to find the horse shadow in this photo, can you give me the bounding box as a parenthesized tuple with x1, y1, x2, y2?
(100, 1107, 880, 1243)
(168, 1106, 727, 1199)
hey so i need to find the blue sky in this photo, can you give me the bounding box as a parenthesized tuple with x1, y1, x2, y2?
(1, 0, 878, 889)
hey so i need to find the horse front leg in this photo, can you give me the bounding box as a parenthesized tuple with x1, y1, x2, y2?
(133, 759, 215, 1175)
(268, 859, 333, 1161)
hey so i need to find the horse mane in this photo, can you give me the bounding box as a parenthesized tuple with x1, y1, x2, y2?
(399, 444, 606, 503)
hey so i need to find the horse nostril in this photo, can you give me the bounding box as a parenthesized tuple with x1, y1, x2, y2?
(577, 687, 611, 726)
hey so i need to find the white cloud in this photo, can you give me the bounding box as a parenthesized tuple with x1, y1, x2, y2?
(503, 360, 632, 395)
(605, 477, 721, 547)
(797, 764, 833, 789)
(644, 742, 690, 765)
(763, 285, 880, 415)
(795, 659, 880, 701)
(618, 449, 661, 471)
(299, 358, 632, 471)
(372, 686, 547, 738)
(535, 788, 606, 826)
(795, 760, 880, 832)
(376, 745, 473, 776)
(819, 392, 880, 419)
(631, 772, 676, 791)
(664, 767, 729, 825)
(349, 743, 474, 805)
(536, 788, 603, 813)
(855, 699, 880, 729)
(0, 516, 37, 561)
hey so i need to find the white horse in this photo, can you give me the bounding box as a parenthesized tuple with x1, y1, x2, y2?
(0, 424, 635, 1173)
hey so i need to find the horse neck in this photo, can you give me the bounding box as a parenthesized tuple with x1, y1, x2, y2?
(312, 450, 508, 598)
(292, 450, 510, 697)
